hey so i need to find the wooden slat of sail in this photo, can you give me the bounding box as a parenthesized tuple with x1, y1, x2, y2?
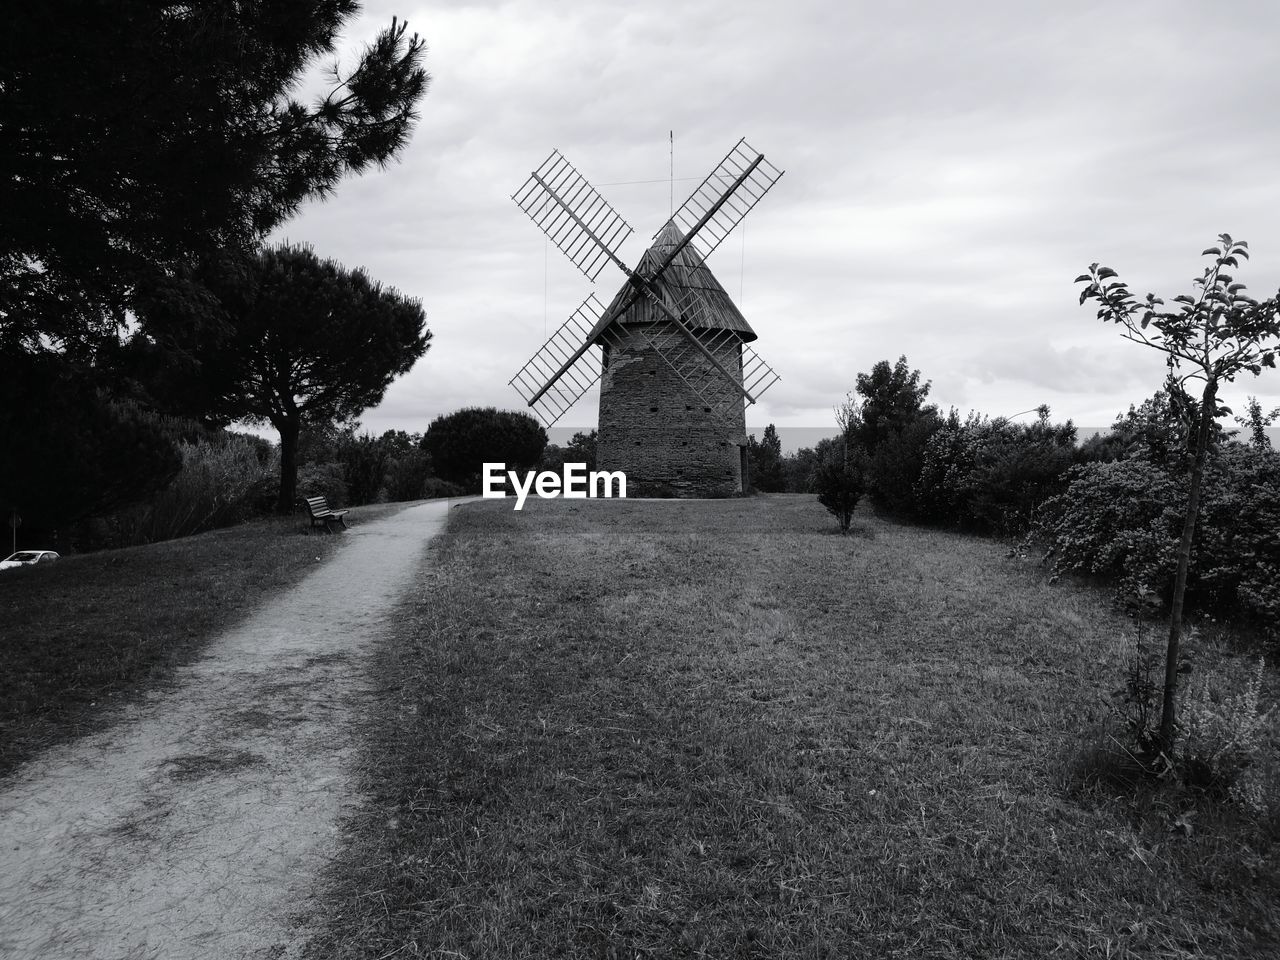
(740, 344, 781, 398)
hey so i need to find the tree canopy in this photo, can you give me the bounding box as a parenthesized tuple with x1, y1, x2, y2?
(852, 356, 933, 452)
(747, 424, 786, 492)
(135, 244, 430, 511)
(0, 1, 428, 354)
(422, 408, 547, 491)
(0, 353, 182, 532)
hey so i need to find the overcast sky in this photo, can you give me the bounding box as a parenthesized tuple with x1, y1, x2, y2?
(270, 0, 1280, 443)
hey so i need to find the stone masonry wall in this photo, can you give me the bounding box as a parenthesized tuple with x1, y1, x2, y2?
(596, 324, 748, 497)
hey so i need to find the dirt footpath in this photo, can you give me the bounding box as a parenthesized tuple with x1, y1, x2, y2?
(0, 499, 457, 959)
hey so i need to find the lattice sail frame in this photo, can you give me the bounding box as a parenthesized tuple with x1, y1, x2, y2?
(509, 139, 784, 426)
(512, 151, 633, 282)
(675, 289, 783, 417)
(665, 139, 784, 262)
(508, 295, 626, 426)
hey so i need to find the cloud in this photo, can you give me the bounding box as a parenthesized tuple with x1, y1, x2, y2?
(268, 0, 1280, 438)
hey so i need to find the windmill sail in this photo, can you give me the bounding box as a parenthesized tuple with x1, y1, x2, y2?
(512, 151, 634, 282)
(665, 138, 784, 262)
(508, 295, 627, 426)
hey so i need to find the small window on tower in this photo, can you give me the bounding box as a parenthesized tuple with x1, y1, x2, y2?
(649, 406, 658, 413)
(685, 404, 693, 411)
(703, 407, 711, 413)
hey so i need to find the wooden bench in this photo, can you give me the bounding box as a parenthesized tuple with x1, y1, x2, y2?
(300, 495, 348, 532)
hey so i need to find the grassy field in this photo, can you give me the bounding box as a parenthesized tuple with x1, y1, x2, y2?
(0, 501, 411, 774)
(309, 495, 1278, 959)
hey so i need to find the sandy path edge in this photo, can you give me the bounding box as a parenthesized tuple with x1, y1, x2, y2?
(0, 499, 459, 960)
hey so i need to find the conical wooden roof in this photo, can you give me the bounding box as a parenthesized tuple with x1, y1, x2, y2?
(589, 220, 758, 345)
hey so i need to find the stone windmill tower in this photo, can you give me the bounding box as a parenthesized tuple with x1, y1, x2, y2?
(509, 140, 783, 496)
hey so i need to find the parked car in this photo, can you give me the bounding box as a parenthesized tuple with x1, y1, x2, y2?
(0, 550, 60, 571)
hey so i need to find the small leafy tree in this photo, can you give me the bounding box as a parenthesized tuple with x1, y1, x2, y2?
(1235, 396, 1279, 451)
(814, 446, 866, 534)
(814, 397, 867, 533)
(1077, 234, 1280, 754)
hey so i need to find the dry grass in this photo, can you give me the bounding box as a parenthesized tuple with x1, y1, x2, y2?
(308, 495, 1278, 958)
(0, 500, 412, 775)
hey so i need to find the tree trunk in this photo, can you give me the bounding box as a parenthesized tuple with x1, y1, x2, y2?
(1158, 378, 1217, 754)
(276, 417, 301, 515)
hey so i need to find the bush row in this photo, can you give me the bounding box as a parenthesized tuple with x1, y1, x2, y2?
(1038, 443, 1280, 628)
(835, 358, 1279, 632)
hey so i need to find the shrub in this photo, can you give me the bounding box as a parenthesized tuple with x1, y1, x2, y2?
(384, 447, 432, 501)
(1039, 442, 1280, 631)
(336, 431, 390, 506)
(1180, 656, 1275, 810)
(867, 413, 941, 518)
(813, 443, 867, 534)
(966, 419, 1076, 535)
(1089, 631, 1279, 817)
(1038, 459, 1181, 600)
(296, 461, 348, 508)
(539, 430, 597, 475)
(113, 433, 275, 545)
(422, 407, 546, 492)
(912, 410, 980, 525)
(782, 445, 822, 493)
(421, 477, 466, 499)
(913, 409, 1076, 535)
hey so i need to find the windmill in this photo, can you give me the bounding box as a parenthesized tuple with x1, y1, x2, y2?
(509, 139, 783, 496)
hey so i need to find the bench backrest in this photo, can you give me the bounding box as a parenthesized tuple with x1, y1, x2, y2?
(303, 496, 331, 514)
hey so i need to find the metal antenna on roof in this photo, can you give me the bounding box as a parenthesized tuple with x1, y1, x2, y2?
(669, 130, 674, 218)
